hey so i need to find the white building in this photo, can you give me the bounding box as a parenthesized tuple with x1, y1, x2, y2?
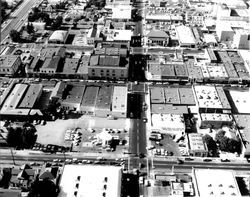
(175, 26, 196, 48)
(195, 169, 242, 197)
(112, 6, 131, 21)
(58, 165, 122, 197)
(111, 86, 127, 118)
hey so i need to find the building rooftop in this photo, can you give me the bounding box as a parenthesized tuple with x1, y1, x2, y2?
(188, 133, 207, 152)
(58, 165, 122, 197)
(195, 169, 242, 197)
(49, 30, 68, 43)
(63, 84, 85, 104)
(150, 87, 165, 104)
(201, 65, 228, 79)
(112, 86, 127, 113)
(151, 104, 188, 115)
(186, 61, 204, 80)
(99, 55, 120, 67)
(161, 65, 175, 78)
(18, 84, 43, 109)
(112, 6, 131, 20)
(174, 64, 188, 77)
(200, 113, 233, 122)
(178, 87, 196, 105)
(77, 55, 90, 74)
(81, 86, 99, 110)
(229, 89, 250, 114)
(194, 85, 224, 109)
(147, 30, 169, 38)
(164, 88, 180, 104)
(175, 25, 196, 45)
(63, 58, 79, 74)
(151, 113, 185, 133)
(95, 86, 113, 110)
(0, 83, 30, 115)
(0, 55, 20, 68)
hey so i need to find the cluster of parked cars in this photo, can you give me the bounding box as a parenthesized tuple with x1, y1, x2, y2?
(64, 128, 82, 146)
(103, 128, 128, 134)
(153, 148, 173, 156)
(32, 143, 67, 153)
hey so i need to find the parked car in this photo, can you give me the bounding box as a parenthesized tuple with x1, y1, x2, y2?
(203, 159, 212, 162)
(221, 159, 230, 162)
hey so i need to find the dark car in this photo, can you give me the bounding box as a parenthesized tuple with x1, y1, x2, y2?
(185, 157, 194, 161)
(177, 159, 184, 164)
(203, 159, 212, 162)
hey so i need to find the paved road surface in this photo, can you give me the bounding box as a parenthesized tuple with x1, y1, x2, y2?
(1, 0, 40, 43)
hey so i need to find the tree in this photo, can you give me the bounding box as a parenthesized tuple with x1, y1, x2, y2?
(6, 125, 37, 149)
(215, 130, 226, 142)
(227, 138, 241, 154)
(28, 179, 58, 197)
(51, 16, 63, 30)
(202, 134, 218, 157)
(9, 29, 21, 42)
(27, 23, 34, 34)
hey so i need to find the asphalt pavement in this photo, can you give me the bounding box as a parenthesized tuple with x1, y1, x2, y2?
(1, 0, 40, 44)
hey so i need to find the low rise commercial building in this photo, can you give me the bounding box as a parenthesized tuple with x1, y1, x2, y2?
(95, 86, 113, 118)
(147, 30, 169, 47)
(48, 30, 68, 44)
(0, 55, 22, 76)
(198, 113, 233, 129)
(111, 86, 127, 118)
(232, 29, 250, 50)
(80, 86, 99, 115)
(195, 169, 242, 197)
(188, 133, 208, 157)
(58, 165, 122, 197)
(175, 25, 196, 48)
(229, 89, 250, 114)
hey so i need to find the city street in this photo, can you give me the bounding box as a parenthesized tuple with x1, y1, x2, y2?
(1, 0, 40, 44)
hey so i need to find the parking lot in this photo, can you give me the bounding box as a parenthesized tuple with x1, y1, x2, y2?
(35, 115, 130, 155)
(148, 134, 181, 157)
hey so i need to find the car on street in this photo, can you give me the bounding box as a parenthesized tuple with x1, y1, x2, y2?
(221, 159, 230, 162)
(176, 159, 184, 164)
(203, 159, 212, 162)
(142, 118, 147, 123)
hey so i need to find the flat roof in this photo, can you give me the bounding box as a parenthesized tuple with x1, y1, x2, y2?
(175, 26, 196, 45)
(204, 34, 217, 44)
(99, 55, 120, 67)
(89, 55, 99, 66)
(18, 84, 43, 109)
(164, 88, 180, 104)
(81, 86, 99, 109)
(112, 6, 131, 20)
(113, 30, 132, 41)
(63, 58, 79, 74)
(0, 55, 20, 68)
(161, 65, 175, 77)
(174, 64, 188, 77)
(151, 113, 185, 133)
(216, 86, 231, 109)
(58, 165, 122, 197)
(150, 87, 165, 104)
(77, 55, 90, 74)
(229, 89, 250, 113)
(200, 113, 232, 122)
(95, 86, 113, 110)
(0, 83, 30, 115)
(112, 86, 127, 112)
(63, 84, 85, 104)
(194, 85, 224, 109)
(186, 61, 204, 80)
(201, 65, 228, 79)
(188, 133, 207, 151)
(151, 104, 188, 114)
(178, 87, 196, 105)
(233, 115, 250, 155)
(195, 169, 241, 197)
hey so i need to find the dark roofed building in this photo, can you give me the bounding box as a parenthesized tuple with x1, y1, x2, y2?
(39, 56, 61, 74)
(95, 85, 113, 117)
(80, 86, 99, 115)
(18, 84, 43, 109)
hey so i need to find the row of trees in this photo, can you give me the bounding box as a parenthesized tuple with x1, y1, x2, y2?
(203, 130, 242, 157)
(85, 0, 105, 9)
(6, 123, 37, 149)
(1, 1, 8, 21)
